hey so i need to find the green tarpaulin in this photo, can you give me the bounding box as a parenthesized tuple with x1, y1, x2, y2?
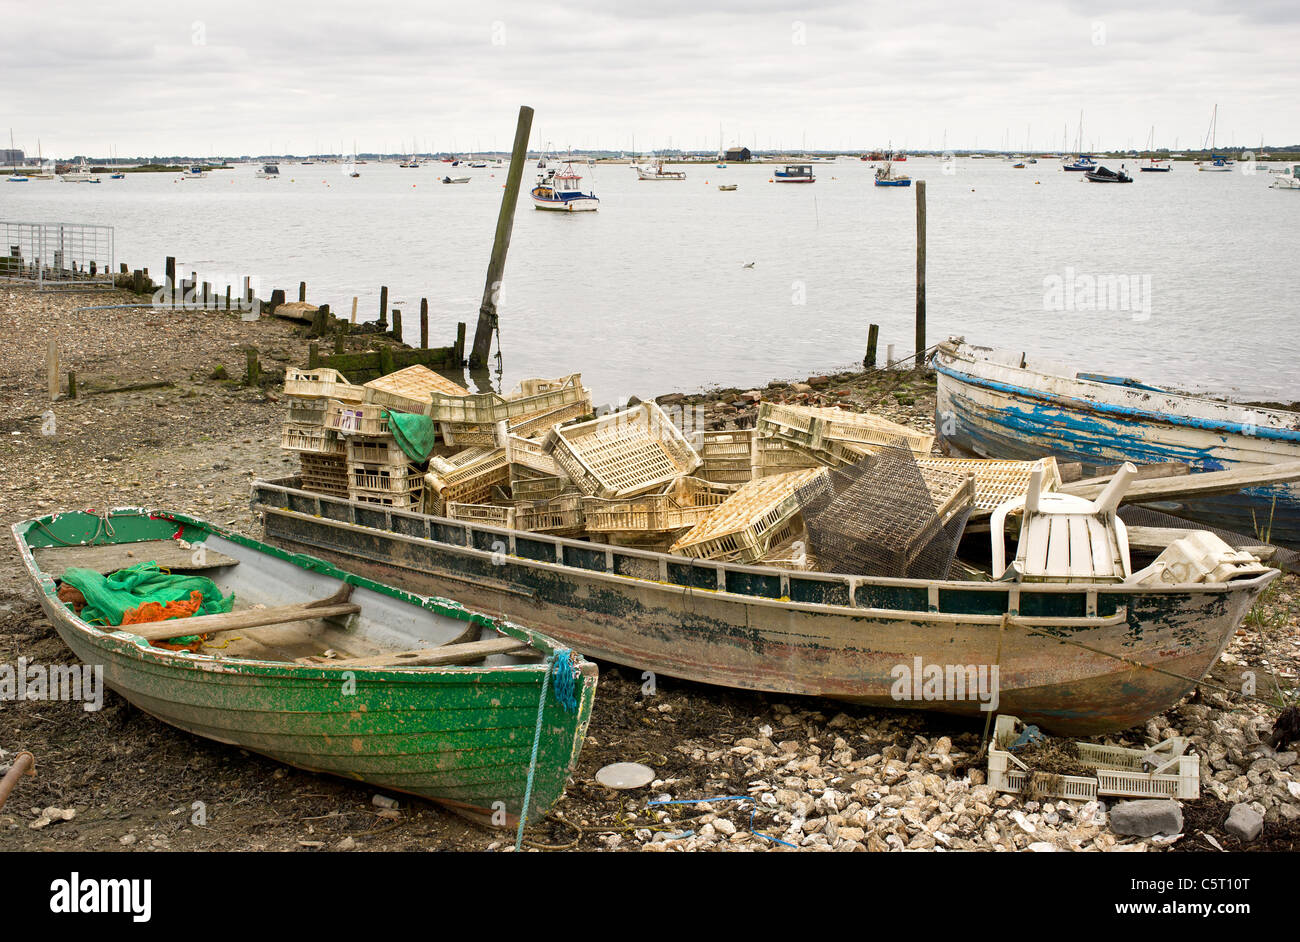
(61, 561, 234, 633)
(385, 410, 439, 462)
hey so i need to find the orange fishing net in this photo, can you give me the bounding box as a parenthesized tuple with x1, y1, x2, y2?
(121, 590, 204, 626)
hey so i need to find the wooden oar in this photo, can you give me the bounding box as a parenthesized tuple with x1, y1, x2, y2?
(304, 636, 529, 668)
(121, 585, 360, 643)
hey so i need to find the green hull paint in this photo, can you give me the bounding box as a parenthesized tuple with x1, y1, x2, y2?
(13, 509, 597, 819)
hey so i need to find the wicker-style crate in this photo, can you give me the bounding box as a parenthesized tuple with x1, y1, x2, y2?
(428, 373, 587, 425)
(670, 467, 830, 563)
(298, 453, 349, 497)
(544, 402, 701, 499)
(514, 493, 585, 533)
(583, 477, 735, 534)
(280, 423, 345, 456)
(363, 365, 469, 416)
(286, 397, 330, 426)
(757, 401, 933, 458)
(424, 449, 510, 513)
(916, 456, 1062, 512)
(325, 400, 391, 437)
(284, 368, 366, 403)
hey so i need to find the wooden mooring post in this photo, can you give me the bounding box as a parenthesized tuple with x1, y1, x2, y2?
(915, 179, 926, 366)
(245, 348, 261, 386)
(392, 308, 403, 344)
(378, 286, 388, 327)
(351, 296, 358, 325)
(470, 104, 534, 369)
(864, 323, 879, 370)
(299, 281, 307, 303)
(420, 298, 429, 349)
(46, 341, 59, 400)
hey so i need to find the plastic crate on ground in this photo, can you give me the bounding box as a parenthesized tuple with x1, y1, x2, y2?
(670, 467, 830, 563)
(325, 400, 391, 437)
(363, 365, 469, 416)
(280, 423, 345, 456)
(352, 490, 422, 510)
(754, 436, 824, 478)
(346, 436, 409, 466)
(441, 395, 592, 448)
(349, 460, 424, 494)
(698, 428, 758, 485)
(286, 397, 330, 426)
(988, 714, 1199, 801)
(429, 373, 588, 425)
(514, 493, 586, 534)
(543, 401, 701, 499)
(916, 456, 1063, 512)
(446, 502, 517, 529)
(298, 453, 349, 497)
(757, 401, 933, 458)
(424, 449, 510, 514)
(284, 368, 366, 403)
(583, 476, 735, 534)
(510, 466, 572, 502)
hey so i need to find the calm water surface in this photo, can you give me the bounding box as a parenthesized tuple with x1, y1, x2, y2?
(4, 157, 1297, 404)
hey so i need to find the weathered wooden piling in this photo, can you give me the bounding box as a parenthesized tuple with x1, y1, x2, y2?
(378, 286, 388, 326)
(245, 348, 261, 385)
(471, 104, 534, 368)
(67, 371, 76, 400)
(392, 309, 403, 344)
(351, 297, 358, 325)
(915, 180, 926, 365)
(299, 281, 307, 303)
(420, 299, 429, 349)
(46, 341, 59, 400)
(864, 323, 879, 370)
(165, 256, 176, 291)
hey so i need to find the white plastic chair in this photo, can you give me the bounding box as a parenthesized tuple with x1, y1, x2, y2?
(990, 461, 1136, 582)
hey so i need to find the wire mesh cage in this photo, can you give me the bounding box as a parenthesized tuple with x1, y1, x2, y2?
(796, 440, 976, 579)
(1, 221, 115, 288)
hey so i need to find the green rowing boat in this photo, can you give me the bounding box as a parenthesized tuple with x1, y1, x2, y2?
(12, 508, 597, 823)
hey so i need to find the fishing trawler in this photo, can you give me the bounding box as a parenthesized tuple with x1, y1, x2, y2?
(773, 163, 815, 183)
(531, 167, 599, 211)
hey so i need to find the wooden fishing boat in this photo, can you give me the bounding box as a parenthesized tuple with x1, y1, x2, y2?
(250, 478, 1277, 735)
(13, 508, 596, 821)
(933, 339, 1300, 546)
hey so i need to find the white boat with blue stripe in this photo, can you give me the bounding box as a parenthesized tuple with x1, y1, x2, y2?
(531, 167, 599, 212)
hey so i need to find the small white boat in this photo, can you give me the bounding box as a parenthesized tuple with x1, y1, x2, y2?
(531, 168, 598, 211)
(717, 184, 737, 191)
(256, 163, 280, 179)
(442, 175, 470, 184)
(467, 160, 488, 169)
(183, 165, 208, 178)
(635, 159, 685, 181)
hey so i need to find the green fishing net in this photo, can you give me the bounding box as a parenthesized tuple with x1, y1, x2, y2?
(61, 561, 234, 635)
(385, 410, 439, 462)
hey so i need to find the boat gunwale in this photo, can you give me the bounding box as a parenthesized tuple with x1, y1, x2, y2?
(11, 508, 592, 681)
(935, 341, 1300, 443)
(251, 481, 1278, 620)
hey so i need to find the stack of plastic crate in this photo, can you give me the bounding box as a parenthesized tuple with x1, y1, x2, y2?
(583, 476, 735, 536)
(362, 364, 469, 417)
(282, 368, 366, 498)
(756, 402, 934, 462)
(696, 429, 758, 485)
(423, 448, 511, 517)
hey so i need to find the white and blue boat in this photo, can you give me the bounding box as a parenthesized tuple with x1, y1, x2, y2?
(1063, 155, 1099, 172)
(530, 167, 599, 211)
(773, 163, 815, 183)
(933, 340, 1300, 547)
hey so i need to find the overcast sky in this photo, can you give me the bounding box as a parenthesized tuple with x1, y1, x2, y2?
(3, 1, 1297, 158)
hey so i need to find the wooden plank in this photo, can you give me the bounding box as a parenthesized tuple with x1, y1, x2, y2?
(37, 540, 239, 577)
(310, 636, 529, 668)
(122, 601, 360, 642)
(1060, 460, 1300, 503)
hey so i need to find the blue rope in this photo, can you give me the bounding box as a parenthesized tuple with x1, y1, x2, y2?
(551, 649, 578, 713)
(515, 655, 553, 851)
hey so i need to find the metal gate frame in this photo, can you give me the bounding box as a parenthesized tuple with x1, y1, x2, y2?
(1, 221, 116, 289)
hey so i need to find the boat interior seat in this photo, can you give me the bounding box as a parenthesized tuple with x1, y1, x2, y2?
(991, 461, 1136, 583)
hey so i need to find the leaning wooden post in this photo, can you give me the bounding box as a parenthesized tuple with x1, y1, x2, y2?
(915, 180, 926, 367)
(46, 341, 59, 400)
(420, 298, 429, 349)
(471, 104, 534, 369)
(864, 323, 879, 370)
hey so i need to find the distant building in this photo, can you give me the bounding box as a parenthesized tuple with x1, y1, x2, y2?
(724, 147, 752, 162)
(0, 148, 23, 165)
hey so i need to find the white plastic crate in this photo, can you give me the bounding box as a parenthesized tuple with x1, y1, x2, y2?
(429, 373, 588, 425)
(363, 365, 469, 416)
(543, 401, 701, 499)
(284, 368, 366, 403)
(670, 467, 829, 563)
(280, 423, 345, 456)
(988, 714, 1200, 801)
(325, 400, 391, 437)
